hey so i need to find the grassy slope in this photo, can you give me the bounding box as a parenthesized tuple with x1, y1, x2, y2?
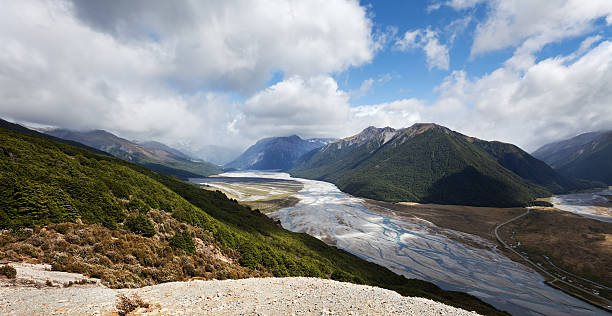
(294, 128, 545, 207)
(0, 127, 506, 315)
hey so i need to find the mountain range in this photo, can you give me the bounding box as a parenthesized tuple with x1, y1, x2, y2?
(291, 123, 590, 207)
(533, 130, 612, 185)
(0, 118, 503, 315)
(44, 129, 221, 178)
(225, 135, 335, 171)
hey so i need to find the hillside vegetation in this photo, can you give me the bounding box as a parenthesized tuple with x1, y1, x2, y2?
(0, 125, 505, 315)
(293, 124, 554, 207)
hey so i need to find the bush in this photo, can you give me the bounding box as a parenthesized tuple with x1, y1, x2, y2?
(128, 198, 149, 213)
(530, 200, 554, 207)
(115, 293, 149, 316)
(124, 214, 155, 237)
(0, 265, 17, 279)
(169, 231, 195, 254)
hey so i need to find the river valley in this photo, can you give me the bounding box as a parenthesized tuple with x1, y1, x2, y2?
(192, 172, 608, 316)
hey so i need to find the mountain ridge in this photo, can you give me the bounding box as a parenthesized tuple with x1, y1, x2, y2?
(45, 128, 221, 178)
(292, 123, 579, 207)
(533, 130, 612, 185)
(225, 135, 334, 171)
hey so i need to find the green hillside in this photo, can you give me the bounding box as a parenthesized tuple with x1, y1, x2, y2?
(293, 124, 548, 207)
(0, 125, 506, 315)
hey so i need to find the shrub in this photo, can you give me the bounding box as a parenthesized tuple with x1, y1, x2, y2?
(124, 214, 155, 237)
(128, 198, 149, 213)
(115, 293, 149, 316)
(0, 265, 17, 279)
(530, 200, 554, 207)
(169, 231, 195, 254)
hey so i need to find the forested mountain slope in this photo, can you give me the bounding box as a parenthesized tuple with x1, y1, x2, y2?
(293, 124, 568, 207)
(533, 130, 612, 185)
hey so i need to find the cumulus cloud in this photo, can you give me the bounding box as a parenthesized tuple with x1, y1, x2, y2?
(2, 0, 611, 156)
(240, 75, 350, 139)
(406, 39, 612, 151)
(471, 0, 612, 57)
(395, 29, 450, 70)
(0, 0, 377, 151)
(68, 0, 375, 94)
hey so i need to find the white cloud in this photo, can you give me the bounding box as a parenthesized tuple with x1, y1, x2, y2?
(0, 0, 377, 151)
(428, 0, 485, 11)
(372, 26, 399, 52)
(395, 30, 421, 51)
(240, 75, 350, 139)
(434, 40, 612, 151)
(422, 30, 450, 70)
(471, 0, 612, 57)
(341, 39, 612, 152)
(396, 29, 450, 70)
(68, 0, 376, 94)
(351, 78, 375, 98)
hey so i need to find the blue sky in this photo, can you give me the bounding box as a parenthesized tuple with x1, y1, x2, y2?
(339, 1, 612, 105)
(1, 0, 611, 153)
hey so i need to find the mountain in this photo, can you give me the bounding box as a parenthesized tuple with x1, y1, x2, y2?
(225, 135, 333, 171)
(138, 140, 192, 160)
(45, 129, 221, 178)
(292, 124, 564, 207)
(0, 119, 110, 156)
(0, 120, 504, 315)
(533, 130, 612, 185)
(468, 138, 591, 193)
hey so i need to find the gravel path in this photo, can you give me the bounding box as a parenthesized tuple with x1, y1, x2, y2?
(0, 264, 480, 315)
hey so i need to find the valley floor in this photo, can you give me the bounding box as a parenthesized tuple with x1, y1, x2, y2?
(199, 172, 610, 315)
(0, 263, 480, 316)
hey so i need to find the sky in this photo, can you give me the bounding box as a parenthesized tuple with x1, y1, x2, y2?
(1, 0, 612, 154)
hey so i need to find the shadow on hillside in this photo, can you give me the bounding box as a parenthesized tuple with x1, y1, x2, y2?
(423, 166, 524, 208)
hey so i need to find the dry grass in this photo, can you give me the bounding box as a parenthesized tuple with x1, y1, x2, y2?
(0, 212, 270, 288)
(115, 293, 149, 316)
(242, 196, 300, 214)
(0, 264, 17, 279)
(499, 208, 611, 288)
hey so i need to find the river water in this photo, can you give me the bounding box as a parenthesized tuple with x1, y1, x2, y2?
(551, 188, 612, 223)
(199, 171, 608, 316)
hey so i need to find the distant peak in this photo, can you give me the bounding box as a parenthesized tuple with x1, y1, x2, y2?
(403, 123, 450, 134)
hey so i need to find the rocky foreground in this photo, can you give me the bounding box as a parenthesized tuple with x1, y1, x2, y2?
(0, 263, 480, 315)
